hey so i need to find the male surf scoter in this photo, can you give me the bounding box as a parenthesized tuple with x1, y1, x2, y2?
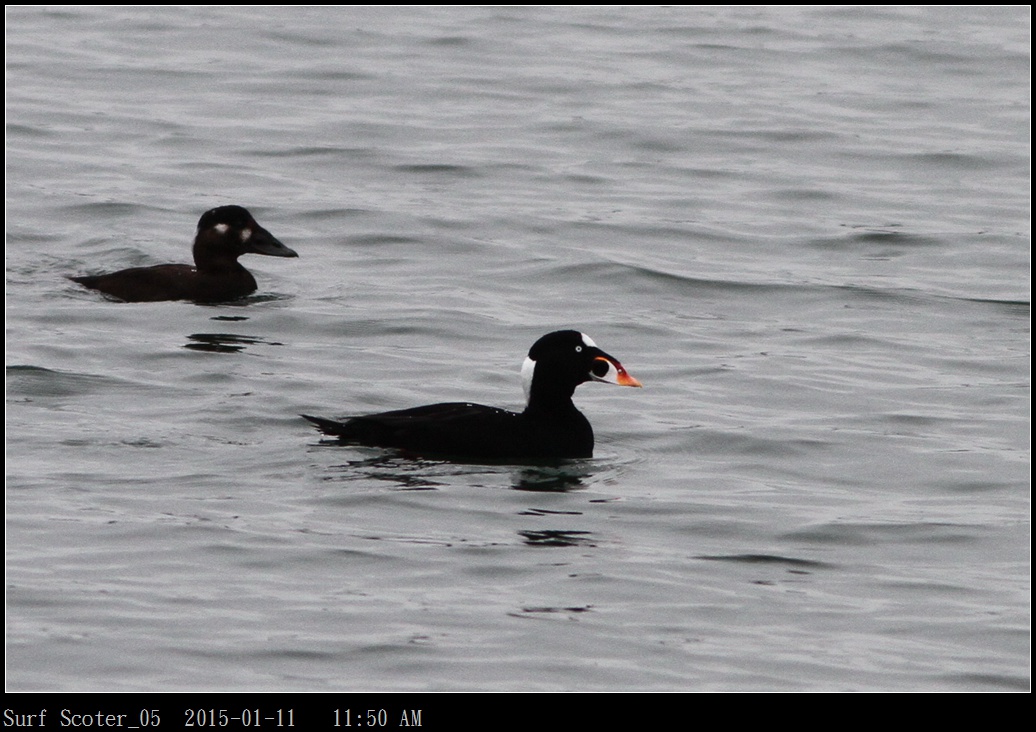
(303, 330, 642, 461)
(70, 205, 297, 302)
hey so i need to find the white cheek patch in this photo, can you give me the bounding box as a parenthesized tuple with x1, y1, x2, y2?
(214, 223, 229, 234)
(240, 228, 252, 243)
(521, 356, 536, 404)
(580, 333, 598, 349)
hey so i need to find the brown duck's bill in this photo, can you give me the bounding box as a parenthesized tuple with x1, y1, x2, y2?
(248, 227, 298, 258)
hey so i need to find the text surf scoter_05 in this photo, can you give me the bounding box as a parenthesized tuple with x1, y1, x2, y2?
(70, 205, 297, 302)
(303, 330, 642, 461)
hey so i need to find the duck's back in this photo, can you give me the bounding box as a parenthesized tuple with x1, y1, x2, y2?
(305, 402, 594, 460)
(71, 263, 257, 303)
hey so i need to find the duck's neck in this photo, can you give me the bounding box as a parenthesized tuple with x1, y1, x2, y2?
(193, 244, 246, 274)
(521, 357, 583, 417)
(523, 387, 578, 418)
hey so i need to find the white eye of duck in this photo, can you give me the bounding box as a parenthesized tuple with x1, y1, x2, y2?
(575, 346, 583, 353)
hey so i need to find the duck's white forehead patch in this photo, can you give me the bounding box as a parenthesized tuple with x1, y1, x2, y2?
(580, 333, 597, 348)
(240, 228, 252, 243)
(521, 356, 536, 404)
(214, 223, 229, 234)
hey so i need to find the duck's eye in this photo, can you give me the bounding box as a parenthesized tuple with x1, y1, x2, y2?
(575, 346, 583, 353)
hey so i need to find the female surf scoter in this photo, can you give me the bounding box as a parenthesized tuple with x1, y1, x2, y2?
(70, 205, 297, 302)
(303, 330, 642, 460)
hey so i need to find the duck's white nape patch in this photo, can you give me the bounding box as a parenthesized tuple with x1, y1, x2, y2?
(521, 356, 537, 404)
(214, 223, 229, 234)
(580, 333, 598, 348)
(240, 228, 252, 243)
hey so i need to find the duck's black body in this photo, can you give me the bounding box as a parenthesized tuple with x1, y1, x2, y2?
(304, 330, 641, 461)
(70, 205, 296, 302)
(304, 401, 594, 460)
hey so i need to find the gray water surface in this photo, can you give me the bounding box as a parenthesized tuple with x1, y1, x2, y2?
(5, 6, 1030, 692)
